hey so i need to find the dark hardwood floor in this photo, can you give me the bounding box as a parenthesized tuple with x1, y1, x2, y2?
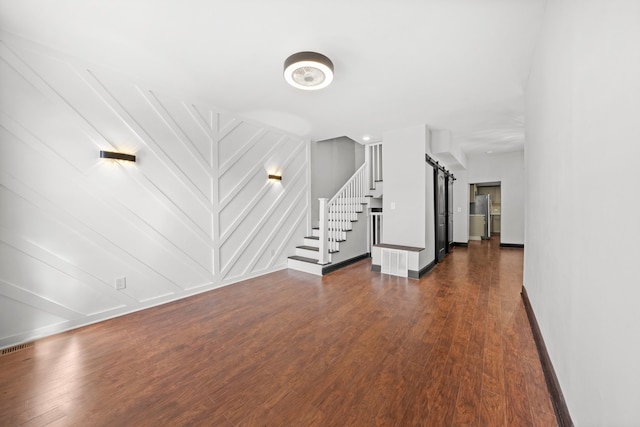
(0, 237, 556, 426)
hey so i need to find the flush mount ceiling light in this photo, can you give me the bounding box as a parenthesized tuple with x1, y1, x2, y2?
(284, 51, 334, 90)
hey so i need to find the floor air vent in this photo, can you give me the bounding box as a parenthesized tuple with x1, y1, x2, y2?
(1, 342, 34, 356)
(381, 248, 408, 277)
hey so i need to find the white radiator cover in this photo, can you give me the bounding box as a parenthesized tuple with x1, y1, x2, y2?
(381, 248, 408, 277)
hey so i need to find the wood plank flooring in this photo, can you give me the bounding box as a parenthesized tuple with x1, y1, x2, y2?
(0, 237, 556, 426)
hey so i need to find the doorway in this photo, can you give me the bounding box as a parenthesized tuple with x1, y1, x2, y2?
(469, 182, 501, 241)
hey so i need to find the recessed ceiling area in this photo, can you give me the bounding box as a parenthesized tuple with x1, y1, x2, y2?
(0, 0, 546, 155)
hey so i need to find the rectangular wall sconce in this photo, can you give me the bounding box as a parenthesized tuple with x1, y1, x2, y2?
(268, 174, 282, 181)
(100, 150, 136, 162)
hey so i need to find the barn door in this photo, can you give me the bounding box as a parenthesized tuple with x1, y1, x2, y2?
(446, 175, 454, 251)
(435, 168, 447, 262)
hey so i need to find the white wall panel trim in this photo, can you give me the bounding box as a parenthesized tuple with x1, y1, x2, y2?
(188, 103, 220, 276)
(85, 70, 214, 209)
(0, 227, 134, 309)
(273, 207, 308, 264)
(0, 279, 84, 321)
(217, 116, 242, 142)
(241, 191, 308, 275)
(5, 149, 213, 283)
(183, 103, 216, 166)
(219, 128, 269, 176)
(0, 34, 309, 350)
(2, 44, 215, 274)
(219, 142, 305, 243)
(218, 134, 293, 210)
(219, 163, 307, 278)
(0, 41, 113, 150)
(141, 89, 214, 177)
(0, 174, 187, 293)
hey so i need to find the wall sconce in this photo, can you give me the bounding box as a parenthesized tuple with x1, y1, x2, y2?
(100, 150, 136, 162)
(268, 174, 282, 181)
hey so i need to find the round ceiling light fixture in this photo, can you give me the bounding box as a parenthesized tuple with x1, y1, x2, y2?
(284, 51, 334, 90)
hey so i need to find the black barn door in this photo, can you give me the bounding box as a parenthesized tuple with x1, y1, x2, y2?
(446, 176, 454, 251)
(435, 168, 447, 262)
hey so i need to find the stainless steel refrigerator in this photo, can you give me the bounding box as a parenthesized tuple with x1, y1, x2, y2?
(470, 194, 491, 239)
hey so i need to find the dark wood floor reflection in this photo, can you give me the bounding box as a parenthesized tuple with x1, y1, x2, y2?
(0, 237, 556, 426)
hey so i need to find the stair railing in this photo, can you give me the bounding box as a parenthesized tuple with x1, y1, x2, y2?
(317, 163, 367, 265)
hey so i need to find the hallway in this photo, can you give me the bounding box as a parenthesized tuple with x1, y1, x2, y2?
(0, 238, 556, 426)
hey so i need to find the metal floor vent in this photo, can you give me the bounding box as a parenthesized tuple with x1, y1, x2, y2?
(1, 342, 34, 356)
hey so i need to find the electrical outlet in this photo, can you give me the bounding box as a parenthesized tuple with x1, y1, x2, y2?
(115, 277, 126, 290)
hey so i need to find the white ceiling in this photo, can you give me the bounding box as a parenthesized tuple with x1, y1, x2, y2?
(0, 0, 546, 156)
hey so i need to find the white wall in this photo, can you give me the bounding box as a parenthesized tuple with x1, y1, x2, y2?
(525, 1, 640, 425)
(423, 161, 435, 265)
(0, 34, 309, 349)
(468, 151, 525, 245)
(354, 142, 365, 170)
(451, 151, 525, 245)
(431, 129, 467, 169)
(382, 125, 428, 249)
(310, 136, 362, 225)
(451, 169, 469, 244)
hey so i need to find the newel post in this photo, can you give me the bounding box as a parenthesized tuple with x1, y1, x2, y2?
(318, 198, 330, 265)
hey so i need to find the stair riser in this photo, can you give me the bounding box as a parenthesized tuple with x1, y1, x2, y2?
(329, 209, 364, 214)
(303, 237, 319, 247)
(324, 219, 355, 227)
(302, 238, 341, 253)
(327, 224, 353, 232)
(312, 229, 347, 240)
(287, 258, 323, 276)
(327, 214, 358, 222)
(296, 247, 320, 258)
(330, 197, 366, 203)
(329, 206, 364, 212)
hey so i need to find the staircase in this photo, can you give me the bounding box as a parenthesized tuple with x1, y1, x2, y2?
(288, 143, 383, 276)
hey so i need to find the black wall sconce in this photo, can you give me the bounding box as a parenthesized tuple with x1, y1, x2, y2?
(100, 150, 136, 162)
(268, 174, 282, 181)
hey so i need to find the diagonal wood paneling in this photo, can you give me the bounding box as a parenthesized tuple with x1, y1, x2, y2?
(0, 33, 309, 349)
(1, 115, 211, 288)
(219, 137, 304, 241)
(221, 159, 308, 279)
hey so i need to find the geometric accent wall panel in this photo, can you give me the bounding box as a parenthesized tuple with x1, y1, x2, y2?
(0, 35, 309, 349)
